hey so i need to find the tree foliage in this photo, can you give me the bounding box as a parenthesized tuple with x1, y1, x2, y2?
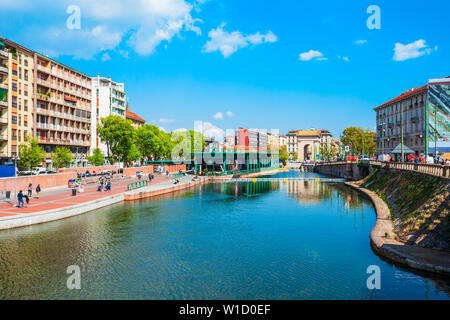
(319, 143, 337, 161)
(341, 126, 376, 156)
(52, 146, 73, 169)
(87, 148, 105, 166)
(279, 145, 289, 165)
(18, 137, 45, 170)
(97, 115, 140, 166)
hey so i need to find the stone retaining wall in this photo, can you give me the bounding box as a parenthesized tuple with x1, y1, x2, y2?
(58, 165, 118, 174)
(122, 164, 186, 177)
(0, 172, 77, 192)
(345, 182, 450, 276)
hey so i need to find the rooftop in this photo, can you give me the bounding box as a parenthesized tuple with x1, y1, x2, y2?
(374, 85, 428, 111)
(125, 104, 145, 123)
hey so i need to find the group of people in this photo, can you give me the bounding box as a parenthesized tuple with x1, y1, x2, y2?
(97, 177, 111, 192)
(17, 183, 41, 208)
(384, 154, 450, 165)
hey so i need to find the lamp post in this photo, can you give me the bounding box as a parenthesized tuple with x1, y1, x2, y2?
(12, 155, 18, 199)
(401, 101, 405, 162)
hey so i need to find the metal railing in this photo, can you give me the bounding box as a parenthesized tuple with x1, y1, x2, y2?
(316, 160, 450, 179)
(127, 180, 149, 191)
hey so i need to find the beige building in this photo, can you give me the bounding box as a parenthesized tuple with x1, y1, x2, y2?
(33, 52, 92, 168)
(0, 39, 34, 164)
(374, 85, 427, 156)
(286, 129, 333, 162)
(278, 134, 287, 147)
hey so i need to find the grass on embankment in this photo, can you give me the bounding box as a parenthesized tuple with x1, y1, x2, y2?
(358, 169, 450, 252)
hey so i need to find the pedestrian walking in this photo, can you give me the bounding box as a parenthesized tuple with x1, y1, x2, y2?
(25, 194, 30, 206)
(27, 183, 33, 198)
(36, 184, 41, 199)
(17, 190, 24, 208)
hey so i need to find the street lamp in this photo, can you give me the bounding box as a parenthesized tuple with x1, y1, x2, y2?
(12, 155, 18, 199)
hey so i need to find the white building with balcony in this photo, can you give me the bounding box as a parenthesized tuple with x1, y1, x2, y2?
(91, 75, 127, 157)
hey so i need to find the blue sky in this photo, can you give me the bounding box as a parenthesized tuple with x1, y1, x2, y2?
(0, 0, 448, 139)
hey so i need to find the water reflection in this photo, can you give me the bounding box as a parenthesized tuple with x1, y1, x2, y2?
(0, 175, 448, 300)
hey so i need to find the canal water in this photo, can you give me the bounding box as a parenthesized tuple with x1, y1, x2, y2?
(0, 171, 448, 299)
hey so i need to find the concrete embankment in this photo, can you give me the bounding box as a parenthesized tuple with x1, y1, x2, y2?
(0, 168, 283, 231)
(0, 193, 124, 230)
(345, 181, 450, 276)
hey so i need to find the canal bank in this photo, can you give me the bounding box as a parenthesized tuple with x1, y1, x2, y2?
(0, 169, 284, 231)
(345, 182, 450, 277)
(1, 171, 447, 299)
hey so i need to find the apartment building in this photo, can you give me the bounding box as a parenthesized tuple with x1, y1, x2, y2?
(91, 75, 127, 156)
(0, 39, 34, 165)
(125, 103, 145, 128)
(34, 52, 92, 168)
(235, 127, 268, 152)
(374, 85, 427, 156)
(278, 134, 287, 147)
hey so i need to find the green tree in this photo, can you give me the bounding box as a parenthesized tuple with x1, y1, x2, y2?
(170, 130, 206, 160)
(122, 143, 141, 167)
(341, 126, 376, 156)
(293, 152, 298, 161)
(52, 146, 73, 169)
(87, 148, 105, 166)
(97, 115, 138, 166)
(18, 137, 45, 171)
(279, 145, 289, 165)
(135, 124, 174, 161)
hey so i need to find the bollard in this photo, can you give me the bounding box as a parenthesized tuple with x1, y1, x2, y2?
(72, 188, 77, 196)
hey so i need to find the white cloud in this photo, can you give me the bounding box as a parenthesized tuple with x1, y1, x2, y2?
(202, 23, 277, 58)
(225, 111, 234, 117)
(159, 118, 176, 124)
(213, 112, 224, 120)
(354, 40, 367, 44)
(393, 39, 436, 61)
(299, 50, 326, 61)
(158, 126, 166, 132)
(101, 53, 111, 61)
(2, 0, 204, 59)
(33, 25, 123, 59)
(338, 55, 349, 62)
(174, 128, 188, 132)
(198, 122, 225, 139)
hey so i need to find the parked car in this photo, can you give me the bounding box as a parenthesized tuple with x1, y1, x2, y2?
(32, 167, 47, 175)
(359, 155, 370, 161)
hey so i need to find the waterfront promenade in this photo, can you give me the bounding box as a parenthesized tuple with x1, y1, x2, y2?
(0, 175, 168, 219)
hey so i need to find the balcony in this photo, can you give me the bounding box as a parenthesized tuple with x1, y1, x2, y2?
(0, 118, 7, 125)
(0, 66, 8, 74)
(37, 64, 51, 74)
(0, 100, 7, 108)
(0, 83, 7, 90)
(0, 135, 7, 141)
(0, 48, 7, 59)
(395, 120, 402, 126)
(411, 116, 419, 123)
(38, 137, 90, 147)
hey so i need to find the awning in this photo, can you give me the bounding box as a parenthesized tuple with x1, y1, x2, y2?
(0, 40, 5, 47)
(391, 143, 415, 154)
